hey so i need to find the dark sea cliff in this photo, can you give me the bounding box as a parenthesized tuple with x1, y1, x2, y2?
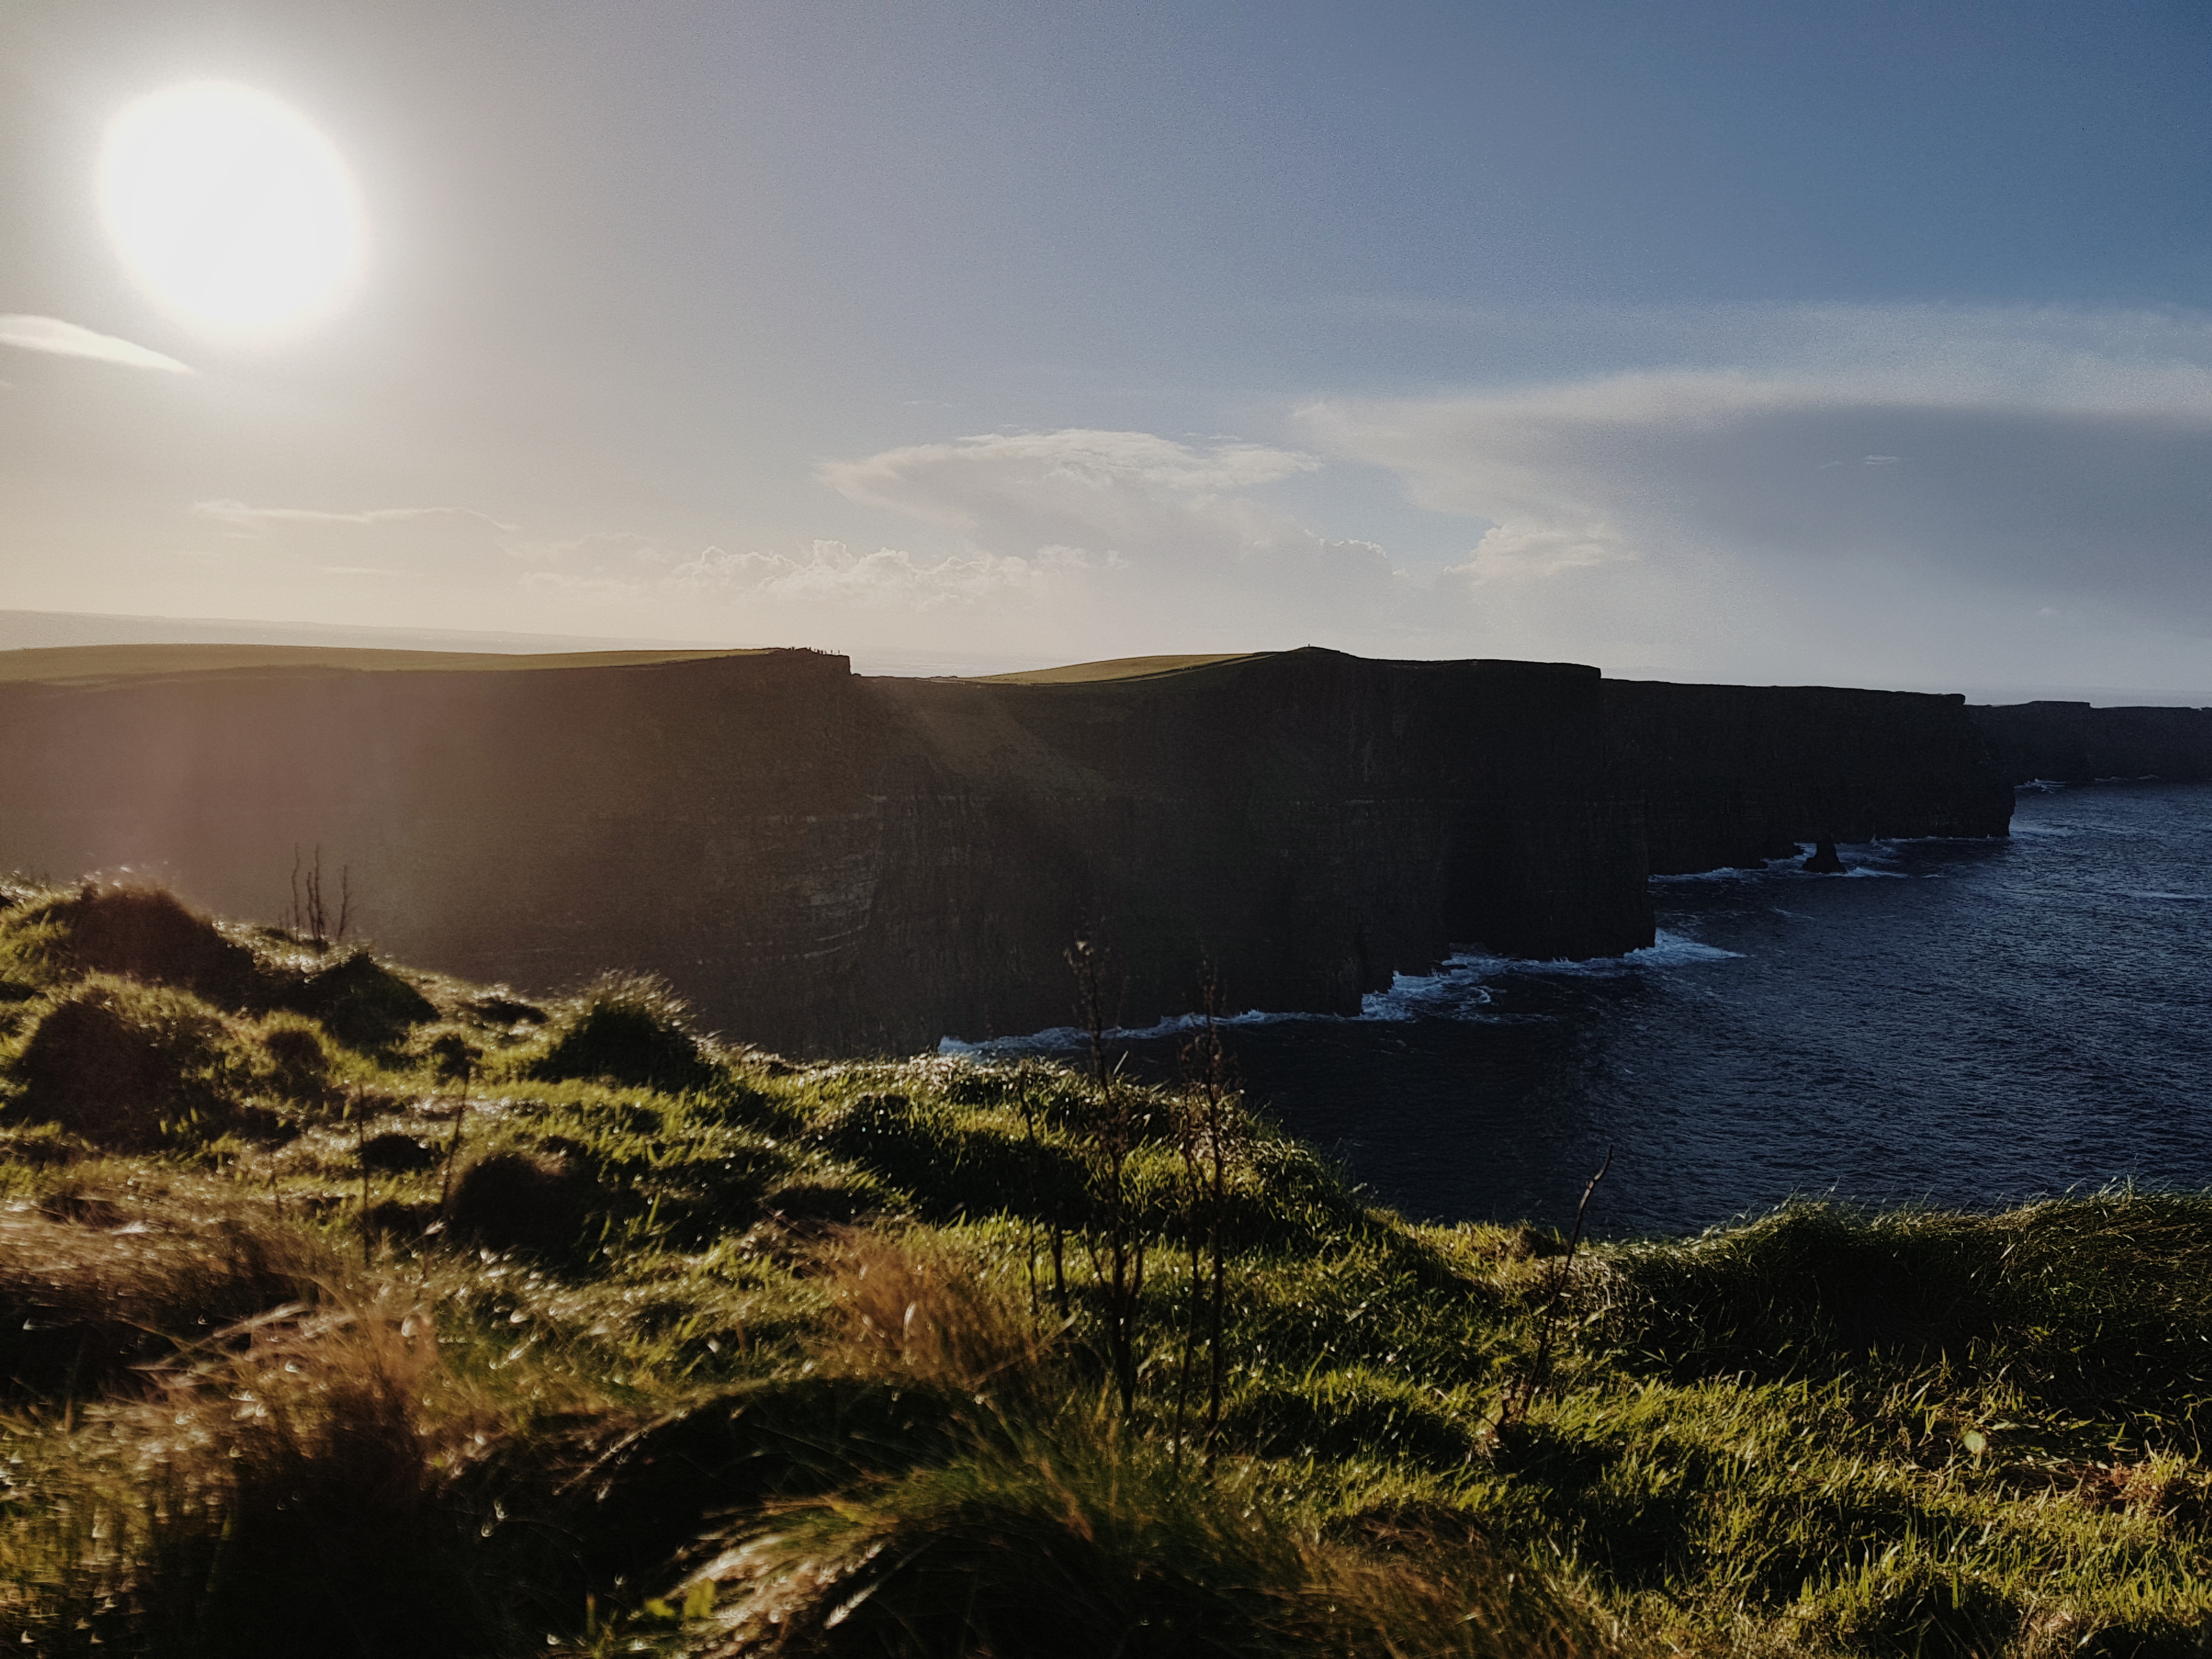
(957, 780, 2212, 1238)
(0, 647, 2012, 1055)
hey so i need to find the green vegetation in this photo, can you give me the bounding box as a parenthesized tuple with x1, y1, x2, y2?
(0, 643, 765, 685)
(961, 651, 1266, 685)
(1, 877, 2209, 1657)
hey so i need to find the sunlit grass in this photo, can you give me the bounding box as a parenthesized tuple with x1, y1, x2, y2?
(1, 876, 2209, 1655)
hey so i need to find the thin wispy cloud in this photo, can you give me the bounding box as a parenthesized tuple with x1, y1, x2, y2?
(193, 500, 520, 534)
(187, 501, 527, 578)
(0, 314, 192, 373)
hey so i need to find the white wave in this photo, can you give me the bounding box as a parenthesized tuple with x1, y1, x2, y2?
(1655, 838, 1944, 883)
(937, 1002, 1330, 1058)
(2017, 779, 2070, 793)
(2009, 820, 2078, 838)
(2123, 889, 2209, 902)
(1626, 930, 1747, 966)
(939, 930, 1742, 1053)
(1359, 964, 1493, 1020)
(1361, 928, 1742, 1017)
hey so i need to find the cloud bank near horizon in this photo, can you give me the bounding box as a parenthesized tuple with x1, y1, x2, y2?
(1285, 307, 2212, 684)
(183, 430, 1409, 659)
(151, 306, 2212, 691)
(1306, 334, 2212, 630)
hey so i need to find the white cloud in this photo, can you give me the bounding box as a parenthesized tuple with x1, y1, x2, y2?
(668, 540, 1085, 611)
(1455, 519, 1630, 580)
(0, 314, 192, 373)
(194, 500, 520, 534)
(153, 308, 2212, 692)
(817, 429, 1328, 568)
(1304, 311, 2212, 641)
(822, 428, 1317, 534)
(165, 432, 1415, 662)
(814, 428, 1397, 631)
(467, 428, 1408, 657)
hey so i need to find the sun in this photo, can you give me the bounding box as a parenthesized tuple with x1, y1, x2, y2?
(100, 82, 365, 340)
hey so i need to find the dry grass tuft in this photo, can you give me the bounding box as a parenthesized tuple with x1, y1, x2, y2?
(444, 1146, 598, 1259)
(278, 950, 441, 1049)
(0, 1199, 336, 1397)
(684, 1430, 1607, 1659)
(99, 1297, 498, 1656)
(516, 970, 719, 1092)
(0, 1212, 511, 1655)
(809, 1228, 1052, 1397)
(13, 977, 243, 1150)
(8, 978, 337, 1150)
(33, 881, 257, 1005)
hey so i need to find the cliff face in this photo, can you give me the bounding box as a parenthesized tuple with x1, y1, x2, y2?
(1968, 702, 2212, 785)
(0, 646, 2023, 1052)
(843, 651, 1651, 1047)
(0, 650, 868, 1043)
(0, 648, 1652, 1054)
(1602, 681, 2016, 874)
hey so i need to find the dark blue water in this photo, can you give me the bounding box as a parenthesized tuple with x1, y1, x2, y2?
(955, 782, 2212, 1238)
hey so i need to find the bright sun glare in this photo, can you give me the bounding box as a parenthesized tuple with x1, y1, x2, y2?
(100, 82, 364, 340)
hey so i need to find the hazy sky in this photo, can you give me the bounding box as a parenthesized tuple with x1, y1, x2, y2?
(3, 1, 2209, 692)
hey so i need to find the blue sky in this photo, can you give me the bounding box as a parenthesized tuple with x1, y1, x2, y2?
(3, 1, 2209, 692)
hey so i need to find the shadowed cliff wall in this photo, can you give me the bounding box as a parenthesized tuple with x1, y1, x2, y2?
(1968, 702, 2212, 784)
(0, 648, 2019, 1052)
(844, 651, 1650, 1045)
(0, 647, 1652, 1054)
(1603, 681, 2016, 873)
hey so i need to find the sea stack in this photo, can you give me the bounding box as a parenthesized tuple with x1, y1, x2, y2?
(1803, 839, 1846, 873)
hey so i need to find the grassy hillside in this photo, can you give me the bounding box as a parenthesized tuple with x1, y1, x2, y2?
(1, 879, 2209, 1657)
(0, 644, 764, 685)
(961, 652, 1266, 685)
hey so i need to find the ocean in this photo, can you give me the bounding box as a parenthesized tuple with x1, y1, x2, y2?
(949, 780, 2212, 1239)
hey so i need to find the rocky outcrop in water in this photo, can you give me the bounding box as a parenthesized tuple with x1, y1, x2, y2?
(1802, 840, 1846, 874)
(0, 647, 2015, 1053)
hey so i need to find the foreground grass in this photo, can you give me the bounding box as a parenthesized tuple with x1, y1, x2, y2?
(0, 879, 2208, 1657)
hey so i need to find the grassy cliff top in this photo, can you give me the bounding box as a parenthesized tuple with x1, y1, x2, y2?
(2, 877, 2210, 1656)
(962, 651, 1270, 685)
(0, 642, 770, 685)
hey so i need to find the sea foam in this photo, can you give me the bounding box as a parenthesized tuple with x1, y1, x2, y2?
(937, 930, 1741, 1056)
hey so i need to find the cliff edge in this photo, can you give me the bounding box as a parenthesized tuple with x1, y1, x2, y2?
(0, 644, 2012, 1053)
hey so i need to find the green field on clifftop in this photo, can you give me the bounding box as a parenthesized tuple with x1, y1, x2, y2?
(1, 878, 2210, 1658)
(962, 651, 1267, 685)
(0, 643, 766, 685)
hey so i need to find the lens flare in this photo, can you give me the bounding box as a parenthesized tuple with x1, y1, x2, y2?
(100, 82, 365, 340)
